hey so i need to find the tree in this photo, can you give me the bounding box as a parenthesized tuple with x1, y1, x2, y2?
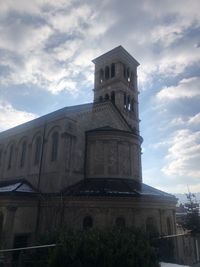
(184, 191, 200, 234)
(20, 228, 160, 267)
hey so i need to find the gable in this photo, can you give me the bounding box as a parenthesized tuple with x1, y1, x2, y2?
(66, 101, 133, 133)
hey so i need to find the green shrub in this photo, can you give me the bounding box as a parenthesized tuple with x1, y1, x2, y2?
(21, 228, 160, 267)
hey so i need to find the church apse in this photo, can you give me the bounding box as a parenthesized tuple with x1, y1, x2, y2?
(86, 128, 142, 181)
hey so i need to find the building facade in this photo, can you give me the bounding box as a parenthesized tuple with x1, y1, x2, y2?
(0, 46, 177, 250)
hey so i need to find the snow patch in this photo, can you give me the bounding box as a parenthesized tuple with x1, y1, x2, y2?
(160, 262, 189, 267)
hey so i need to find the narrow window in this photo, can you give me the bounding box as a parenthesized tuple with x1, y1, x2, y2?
(83, 216, 93, 230)
(99, 69, 104, 83)
(131, 71, 134, 85)
(127, 68, 130, 82)
(105, 94, 109, 100)
(111, 91, 115, 104)
(105, 66, 110, 80)
(51, 132, 59, 162)
(99, 96, 103, 102)
(131, 99, 134, 112)
(34, 136, 42, 165)
(124, 93, 127, 109)
(20, 141, 26, 168)
(8, 144, 14, 169)
(123, 65, 126, 78)
(127, 95, 131, 111)
(111, 63, 115, 78)
(115, 217, 126, 228)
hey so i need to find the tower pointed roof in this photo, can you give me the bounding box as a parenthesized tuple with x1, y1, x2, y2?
(92, 45, 140, 66)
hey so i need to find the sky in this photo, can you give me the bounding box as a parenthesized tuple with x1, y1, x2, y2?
(0, 0, 200, 194)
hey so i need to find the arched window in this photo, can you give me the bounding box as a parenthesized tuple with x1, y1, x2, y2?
(111, 63, 115, 78)
(167, 217, 172, 235)
(130, 71, 134, 84)
(115, 217, 126, 228)
(8, 144, 14, 169)
(105, 66, 110, 80)
(20, 141, 26, 168)
(131, 99, 134, 112)
(123, 65, 126, 78)
(127, 95, 131, 110)
(111, 91, 115, 104)
(34, 136, 42, 165)
(99, 69, 104, 83)
(51, 132, 59, 162)
(127, 68, 130, 82)
(124, 93, 127, 109)
(83, 216, 93, 230)
(99, 96, 103, 102)
(105, 94, 109, 100)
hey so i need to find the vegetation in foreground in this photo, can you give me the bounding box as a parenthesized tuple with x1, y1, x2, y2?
(18, 228, 160, 267)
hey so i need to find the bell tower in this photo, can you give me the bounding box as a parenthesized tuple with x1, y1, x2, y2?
(92, 46, 140, 131)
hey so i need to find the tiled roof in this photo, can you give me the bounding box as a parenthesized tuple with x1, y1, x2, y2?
(92, 46, 140, 66)
(0, 100, 132, 137)
(0, 179, 38, 195)
(62, 178, 176, 200)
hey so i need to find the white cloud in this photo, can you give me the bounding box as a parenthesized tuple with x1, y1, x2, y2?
(162, 129, 200, 179)
(0, 101, 37, 131)
(157, 77, 200, 101)
(0, 0, 72, 16)
(0, 24, 53, 54)
(188, 113, 200, 125)
(0, 0, 199, 93)
(169, 113, 200, 127)
(47, 4, 92, 34)
(0, 1, 112, 95)
(151, 22, 188, 48)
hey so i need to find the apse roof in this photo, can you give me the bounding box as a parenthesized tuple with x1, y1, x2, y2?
(0, 179, 38, 195)
(62, 178, 176, 200)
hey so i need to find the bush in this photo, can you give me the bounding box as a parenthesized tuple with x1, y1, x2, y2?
(21, 228, 160, 267)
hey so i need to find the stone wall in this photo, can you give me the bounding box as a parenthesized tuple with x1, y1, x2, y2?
(38, 196, 176, 236)
(86, 130, 142, 181)
(0, 102, 133, 193)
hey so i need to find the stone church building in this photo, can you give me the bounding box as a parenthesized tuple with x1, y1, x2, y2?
(0, 46, 177, 249)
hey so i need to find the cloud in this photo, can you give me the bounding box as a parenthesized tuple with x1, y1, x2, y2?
(0, 0, 200, 94)
(169, 113, 200, 127)
(0, 101, 37, 131)
(0, 1, 114, 95)
(188, 113, 200, 125)
(46, 4, 92, 34)
(162, 129, 200, 179)
(157, 77, 200, 101)
(0, 0, 72, 16)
